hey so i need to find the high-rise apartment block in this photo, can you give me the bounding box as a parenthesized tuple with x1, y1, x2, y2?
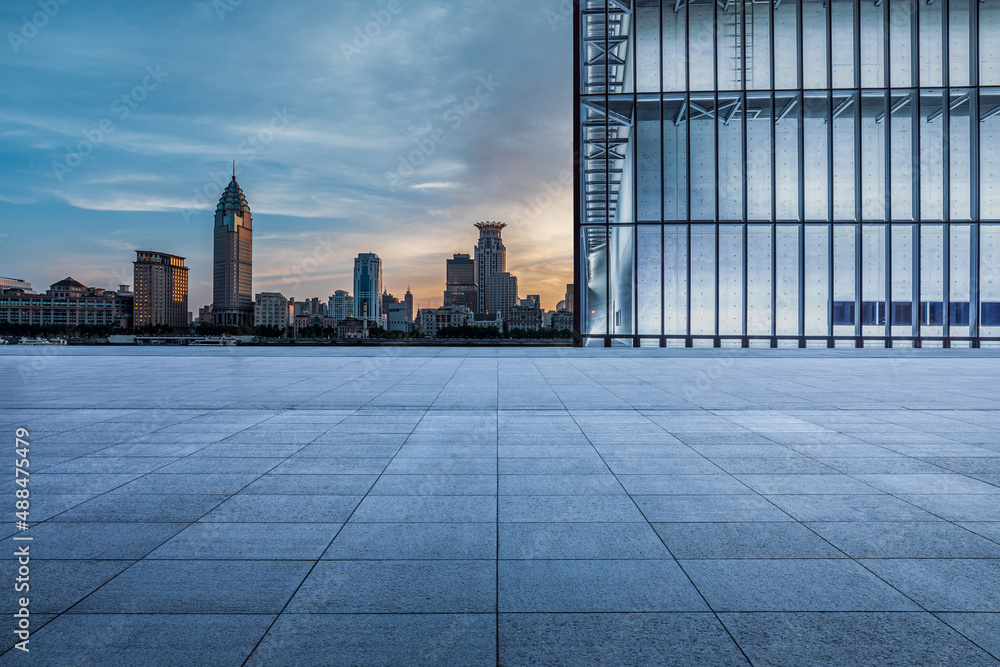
(213, 173, 253, 326)
(133, 251, 189, 331)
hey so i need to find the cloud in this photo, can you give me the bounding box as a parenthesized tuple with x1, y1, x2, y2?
(0, 0, 573, 311)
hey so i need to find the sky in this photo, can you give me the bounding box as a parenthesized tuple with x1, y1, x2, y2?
(0, 0, 575, 312)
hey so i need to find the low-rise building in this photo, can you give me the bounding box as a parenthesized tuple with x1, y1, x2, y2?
(0, 278, 132, 330)
(386, 302, 410, 333)
(550, 310, 573, 331)
(469, 312, 503, 331)
(329, 290, 352, 321)
(337, 317, 369, 340)
(510, 296, 545, 332)
(293, 313, 337, 336)
(418, 305, 473, 338)
(0, 278, 33, 293)
(254, 292, 290, 332)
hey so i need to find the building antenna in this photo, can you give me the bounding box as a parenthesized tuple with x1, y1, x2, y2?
(233, 160, 236, 179)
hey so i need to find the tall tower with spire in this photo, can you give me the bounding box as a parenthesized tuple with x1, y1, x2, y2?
(474, 222, 506, 315)
(212, 166, 253, 327)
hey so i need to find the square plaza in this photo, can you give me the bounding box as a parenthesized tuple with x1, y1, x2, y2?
(2, 346, 1000, 665)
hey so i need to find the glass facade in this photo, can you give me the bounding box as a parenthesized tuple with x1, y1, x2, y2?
(575, 0, 1000, 347)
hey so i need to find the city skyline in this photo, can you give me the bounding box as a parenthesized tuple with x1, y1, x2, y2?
(0, 1, 574, 311)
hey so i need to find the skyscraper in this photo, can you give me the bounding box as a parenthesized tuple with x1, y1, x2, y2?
(353, 253, 383, 325)
(575, 1, 1000, 348)
(133, 251, 189, 331)
(474, 222, 506, 315)
(404, 288, 414, 324)
(444, 253, 477, 312)
(212, 170, 253, 327)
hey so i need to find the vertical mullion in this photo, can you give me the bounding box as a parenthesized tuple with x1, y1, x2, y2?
(770, 1, 777, 341)
(685, 5, 692, 341)
(605, 2, 611, 345)
(573, 0, 581, 344)
(854, 92, 862, 343)
(713, 0, 720, 342)
(630, 7, 637, 343)
(913, 0, 923, 341)
(885, 91, 893, 341)
(659, 2, 666, 345)
(827, 0, 834, 344)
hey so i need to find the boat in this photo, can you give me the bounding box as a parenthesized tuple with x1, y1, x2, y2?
(190, 335, 238, 346)
(19, 337, 67, 346)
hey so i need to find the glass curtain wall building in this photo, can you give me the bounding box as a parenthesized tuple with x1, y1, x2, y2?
(574, 0, 1000, 347)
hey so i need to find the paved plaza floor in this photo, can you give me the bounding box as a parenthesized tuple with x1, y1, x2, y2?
(1, 346, 1000, 665)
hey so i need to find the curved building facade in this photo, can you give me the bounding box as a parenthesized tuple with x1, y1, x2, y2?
(575, 0, 1000, 347)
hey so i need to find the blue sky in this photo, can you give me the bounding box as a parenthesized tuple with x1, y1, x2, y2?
(0, 0, 573, 311)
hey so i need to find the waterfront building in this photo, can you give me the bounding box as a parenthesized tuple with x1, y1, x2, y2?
(133, 251, 189, 332)
(213, 172, 253, 326)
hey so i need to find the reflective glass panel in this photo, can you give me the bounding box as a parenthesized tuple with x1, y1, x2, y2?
(774, 3, 798, 89)
(664, 225, 688, 335)
(981, 224, 1000, 336)
(690, 94, 716, 220)
(663, 2, 687, 92)
(920, 224, 945, 335)
(776, 224, 800, 336)
(718, 94, 744, 221)
(802, 0, 829, 88)
(775, 93, 801, 221)
(889, 0, 915, 87)
(861, 91, 887, 222)
(719, 224, 743, 335)
(690, 224, 716, 334)
(950, 90, 973, 221)
(804, 224, 830, 335)
(833, 224, 857, 335)
(637, 225, 662, 335)
(804, 92, 831, 221)
(609, 225, 635, 335)
(833, 92, 858, 221)
(982, 89, 1000, 220)
(861, 224, 886, 336)
(747, 224, 773, 335)
(890, 91, 916, 221)
(747, 93, 773, 221)
(950, 224, 971, 333)
(891, 224, 915, 336)
(636, 96, 662, 222)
